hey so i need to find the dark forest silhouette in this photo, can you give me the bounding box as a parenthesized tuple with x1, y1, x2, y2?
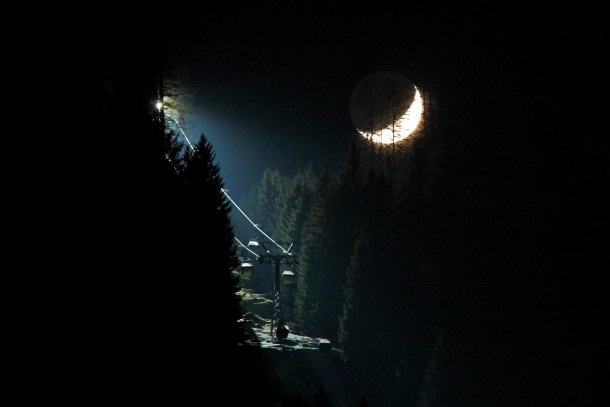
(20, 5, 606, 407)
(22, 35, 288, 405)
(239, 8, 608, 407)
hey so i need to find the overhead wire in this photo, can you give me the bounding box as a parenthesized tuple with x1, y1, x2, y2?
(234, 236, 259, 257)
(158, 106, 288, 257)
(221, 188, 290, 254)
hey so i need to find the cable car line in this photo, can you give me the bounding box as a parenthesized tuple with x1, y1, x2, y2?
(234, 236, 259, 257)
(221, 188, 290, 254)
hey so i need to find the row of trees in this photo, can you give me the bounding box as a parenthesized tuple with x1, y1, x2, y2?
(240, 13, 607, 400)
(23, 8, 604, 405)
(242, 133, 441, 405)
(24, 38, 296, 406)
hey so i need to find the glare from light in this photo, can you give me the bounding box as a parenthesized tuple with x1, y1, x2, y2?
(155, 101, 163, 111)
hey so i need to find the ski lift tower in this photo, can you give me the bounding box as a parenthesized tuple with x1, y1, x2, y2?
(247, 238, 297, 337)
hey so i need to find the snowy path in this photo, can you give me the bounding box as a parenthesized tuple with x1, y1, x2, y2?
(252, 327, 333, 351)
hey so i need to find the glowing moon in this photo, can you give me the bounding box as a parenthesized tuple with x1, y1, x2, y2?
(349, 71, 423, 144)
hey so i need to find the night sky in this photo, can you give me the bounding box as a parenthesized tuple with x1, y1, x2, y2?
(163, 2, 445, 200)
(161, 3, 606, 203)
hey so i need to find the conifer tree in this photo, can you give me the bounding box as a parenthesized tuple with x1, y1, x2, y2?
(252, 168, 287, 239)
(180, 134, 243, 350)
(277, 165, 316, 244)
(294, 165, 336, 334)
(317, 139, 363, 340)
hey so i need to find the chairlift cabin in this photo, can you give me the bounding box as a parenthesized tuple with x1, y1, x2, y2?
(241, 261, 253, 278)
(281, 270, 295, 284)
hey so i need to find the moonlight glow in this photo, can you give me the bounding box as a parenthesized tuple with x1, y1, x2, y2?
(357, 87, 423, 144)
(349, 71, 423, 145)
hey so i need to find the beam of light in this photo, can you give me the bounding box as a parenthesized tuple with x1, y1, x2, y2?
(172, 119, 196, 152)
(156, 101, 163, 111)
(221, 188, 289, 254)
(359, 87, 423, 144)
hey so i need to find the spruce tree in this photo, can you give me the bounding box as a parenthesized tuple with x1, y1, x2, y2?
(294, 165, 336, 334)
(180, 134, 243, 350)
(252, 168, 286, 239)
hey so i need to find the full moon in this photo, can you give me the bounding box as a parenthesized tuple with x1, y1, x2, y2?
(349, 71, 423, 144)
